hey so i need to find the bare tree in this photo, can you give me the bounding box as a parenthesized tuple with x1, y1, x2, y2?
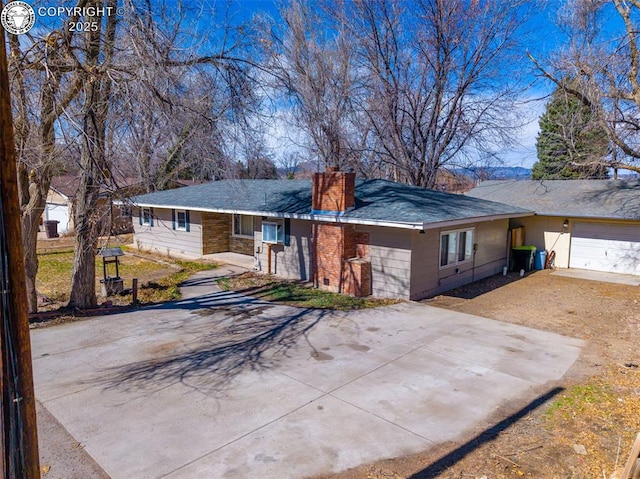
(10, 0, 260, 310)
(9, 2, 86, 312)
(529, 0, 640, 174)
(67, 0, 118, 309)
(69, 1, 258, 308)
(261, 0, 362, 170)
(345, 0, 535, 187)
(260, 0, 534, 187)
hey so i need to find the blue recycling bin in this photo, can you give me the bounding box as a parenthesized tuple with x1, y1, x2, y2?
(534, 249, 547, 270)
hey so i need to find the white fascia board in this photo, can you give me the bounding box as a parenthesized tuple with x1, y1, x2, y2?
(419, 211, 535, 231)
(128, 202, 534, 231)
(534, 212, 640, 221)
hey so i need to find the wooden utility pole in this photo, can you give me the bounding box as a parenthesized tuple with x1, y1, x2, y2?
(0, 14, 41, 479)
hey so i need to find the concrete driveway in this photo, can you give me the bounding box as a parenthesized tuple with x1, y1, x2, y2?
(32, 268, 583, 479)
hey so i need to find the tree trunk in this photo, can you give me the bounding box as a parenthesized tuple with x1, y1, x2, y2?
(68, 131, 102, 310)
(68, 79, 104, 310)
(68, 1, 116, 309)
(17, 164, 51, 313)
(21, 211, 40, 314)
(68, 205, 99, 309)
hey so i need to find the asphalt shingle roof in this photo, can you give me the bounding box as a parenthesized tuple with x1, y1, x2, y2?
(467, 179, 640, 220)
(131, 179, 531, 227)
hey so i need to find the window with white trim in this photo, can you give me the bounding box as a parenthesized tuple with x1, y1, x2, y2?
(233, 214, 254, 237)
(141, 207, 152, 226)
(440, 228, 474, 268)
(176, 210, 187, 231)
(262, 221, 284, 244)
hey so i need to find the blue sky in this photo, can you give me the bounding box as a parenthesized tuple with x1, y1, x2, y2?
(215, 0, 576, 169)
(26, 0, 619, 169)
(166, 0, 629, 169)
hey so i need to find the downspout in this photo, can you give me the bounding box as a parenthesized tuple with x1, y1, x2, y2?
(312, 222, 318, 288)
(472, 243, 478, 282)
(505, 227, 513, 273)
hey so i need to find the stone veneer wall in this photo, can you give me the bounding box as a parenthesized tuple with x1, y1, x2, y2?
(230, 236, 255, 256)
(202, 212, 230, 254)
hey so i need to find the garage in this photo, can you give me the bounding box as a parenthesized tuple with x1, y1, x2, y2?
(44, 202, 71, 234)
(570, 221, 640, 275)
(467, 179, 640, 275)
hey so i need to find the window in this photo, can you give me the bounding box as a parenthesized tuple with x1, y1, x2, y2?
(173, 209, 189, 232)
(141, 207, 152, 226)
(262, 221, 284, 244)
(233, 214, 254, 237)
(440, 228, 474, 267)
(120, 205, 132, 218)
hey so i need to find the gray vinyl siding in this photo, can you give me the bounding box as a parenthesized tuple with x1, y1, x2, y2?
(410, 219, 509, 300)
(255, 219, 312, 281)
(133, 208, 203, 258)
(473, 219, 510, 278)
(409, 228, 440, 299)
(357, 226, 412, 299)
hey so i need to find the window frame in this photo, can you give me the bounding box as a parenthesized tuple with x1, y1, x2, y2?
(141, 207, 152, 226)
(439, 228, 474, 269)
(262, 220, 284, 244)
(232, 214, 254, 238)
(175, 209, 188, 231)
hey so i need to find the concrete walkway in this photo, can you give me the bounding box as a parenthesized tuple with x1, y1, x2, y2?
(552, 268, 640, 286)
(31, 267, 583, 479)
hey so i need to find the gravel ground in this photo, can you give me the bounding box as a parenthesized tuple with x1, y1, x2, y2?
(38, 400, 110, 478)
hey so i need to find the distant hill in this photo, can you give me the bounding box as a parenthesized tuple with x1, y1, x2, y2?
(277, 163, 533, 184)
(453, 166, 532, 180)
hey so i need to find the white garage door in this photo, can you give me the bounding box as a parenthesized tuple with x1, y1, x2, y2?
(569, 222, 640, 275)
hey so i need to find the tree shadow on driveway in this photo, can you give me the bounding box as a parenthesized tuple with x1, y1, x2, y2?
(94, 290, 330, 397)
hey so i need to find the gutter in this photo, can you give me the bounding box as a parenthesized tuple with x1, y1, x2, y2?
(420, 211, 534, 231)
(124, 200, 535, 231)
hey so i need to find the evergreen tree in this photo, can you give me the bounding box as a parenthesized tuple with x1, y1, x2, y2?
(532, 82, 609, 179)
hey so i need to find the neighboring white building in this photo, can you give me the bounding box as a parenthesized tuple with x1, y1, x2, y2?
(44, 177, 75, 234)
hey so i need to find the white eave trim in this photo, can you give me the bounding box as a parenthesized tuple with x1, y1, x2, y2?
(125, 201, 535, 231)
(533, 212, 640, 221)
(420, 211, 534, 230)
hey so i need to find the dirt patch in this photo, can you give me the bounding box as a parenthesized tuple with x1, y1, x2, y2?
(313, 270, 640, 479)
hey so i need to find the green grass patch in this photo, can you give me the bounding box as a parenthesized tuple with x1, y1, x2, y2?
(37, 249, 217, 306)
(137, 259, 218, 303)
(543, 382, 616, 423)
(217, 272, 398, 310)
(37, 251, 75, 302)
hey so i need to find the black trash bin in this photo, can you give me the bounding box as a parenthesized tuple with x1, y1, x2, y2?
(511, 245, 536, 272)
(43, 220, 60, 238)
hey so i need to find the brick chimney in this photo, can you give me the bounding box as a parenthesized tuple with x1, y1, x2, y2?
(311, 167, 370, 297)
(311, 166, 355, 214)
